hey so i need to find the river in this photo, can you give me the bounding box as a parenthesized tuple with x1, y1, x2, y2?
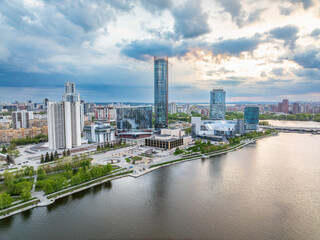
(264, 120, 320, 128)
(1, 132, 320, 240)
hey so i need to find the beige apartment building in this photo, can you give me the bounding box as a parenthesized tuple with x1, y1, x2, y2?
(0, 126, 48, 143)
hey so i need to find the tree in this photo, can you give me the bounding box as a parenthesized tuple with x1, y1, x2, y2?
(6, 154, 14, 164)
(37, 168, 47, 180)
(0, 193, 13, 209)
(1, 146, 7, 153)
(4, 171, 14, 186)
(67, 149, 71, 156)
(45, 152, 50, 162)
(8, 143, 17, 151)
(20, 188, 31, 201)
(50, 152, 54, 161)
(54, 151, 59, 160)
(41, 154, 44, 163)
(97, 145, 101, 151)
(63, 150, 66, 157)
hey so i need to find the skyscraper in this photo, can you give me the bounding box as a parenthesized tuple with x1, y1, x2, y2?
(63, 82, 80, 102)
(48, 83, 82, 150)
(209, 88, 226, 120)
(244, 106, 259, 130)
(282, 99, 289, 114)
(154, 56, 168, 130)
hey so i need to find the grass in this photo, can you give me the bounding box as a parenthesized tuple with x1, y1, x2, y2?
(150, 155, 201, 168)
(47, 170, 133, 199)
(0, 199, 39, 216)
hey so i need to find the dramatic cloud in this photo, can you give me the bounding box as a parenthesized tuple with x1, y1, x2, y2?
(211, 36, 261, 56)
(140, 0, 172, 13)
(310, 28, 320, 39)
(269, 25, 299, 49)
(0, 0, 319, 102)
(293, 49, 320, 69)
(120, 39, 189, 60)
(172, 0, 211, 39)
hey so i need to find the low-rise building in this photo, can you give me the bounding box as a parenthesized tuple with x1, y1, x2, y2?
(83, 122, 115, 143)
(191, 117, 238, 141)
(0, 126, 48, 143)
(145, 128, 191, 149)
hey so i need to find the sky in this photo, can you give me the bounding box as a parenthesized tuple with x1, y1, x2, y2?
(0, 0, 319, 103)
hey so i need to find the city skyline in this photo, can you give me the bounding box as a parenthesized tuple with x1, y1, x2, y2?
(0, 0, 319, 102)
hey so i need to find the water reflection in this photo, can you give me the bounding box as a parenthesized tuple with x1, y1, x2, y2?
(21, 209, 32, 221)
(47, 196, 70, 212)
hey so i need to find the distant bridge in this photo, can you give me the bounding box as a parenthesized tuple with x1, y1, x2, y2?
(259, 125, 320, 134)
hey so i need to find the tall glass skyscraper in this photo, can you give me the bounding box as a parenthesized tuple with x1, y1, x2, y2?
(154, 56, 168, 130)
(209, 88, 226, 120)
(116, 106, 153, 131)
(244, 106, 259, 130)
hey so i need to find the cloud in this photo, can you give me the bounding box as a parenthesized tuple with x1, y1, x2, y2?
(294, 68, 320, 79)
(293, 49, 320, 69)
(279, 6, 294, 15)
(215, 0, 265, 27)
(287, 0, 314, 9)
(211, 36, 261, 56)
(140, 0, 172, 13)
(120, 39, 189, 60)
(172, 0, 211, 39)
(272, 68, 285, 76)
(310, 28, 320, 39)
(269, 25, 299, 49)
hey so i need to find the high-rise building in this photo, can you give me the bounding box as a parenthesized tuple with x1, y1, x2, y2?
(63, 82, 80, 102)
(116, 106, 152, 131)
(292, 103, 300, 114)
(282, 99, 289, 114)
(154, 56, 168, 130)
(169, 102, 177, 114)
(48, 82, 82, 150)
(43, 98, 49, 110)
(244, 106, 259, 130)
(12, 110, 33, 129)
(209, 88, 226, 120)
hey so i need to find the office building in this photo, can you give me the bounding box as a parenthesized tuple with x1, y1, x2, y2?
(12, 110, 33, 129)
(209, 89, 226, 120)
(282, 99, 289, 114)
(244, 106, 259, 130)
(83, 123, 115, 143)
(116, 106, 152, 131)
(292, 103, 300, 114)
(145, 128, 191, 149)
(154, 56, 168, 129)
(43, 98, 49, 110)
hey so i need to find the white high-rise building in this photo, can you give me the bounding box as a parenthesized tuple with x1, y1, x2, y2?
(11, 110, 33, 129)
(169, 102, 177, 114)
(48, 82, 82, 150)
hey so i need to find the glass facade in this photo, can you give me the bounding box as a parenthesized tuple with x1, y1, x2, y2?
(154, 57, 168, 129)
(244, 106, 259, 130)
(209, 89, 226, 120)
(116, 106, 153, 131)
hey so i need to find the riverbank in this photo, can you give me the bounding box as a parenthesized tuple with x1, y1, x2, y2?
(0, 133, 277, 220)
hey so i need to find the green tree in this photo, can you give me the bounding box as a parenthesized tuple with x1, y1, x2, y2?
(63, 150, 66, 157)
(37, 168, 47, 181)
(0, 193, 13, 209)
(4, 171, 14, 186)
(67, 149, 71, 156)
(54, 151, 59, 160)
(50, 152, 54, 161)
(40, 154, 44, 163)
(20, 188, 32, 201)
(45, 152, 50, 162)
(1, 146, 7, 153)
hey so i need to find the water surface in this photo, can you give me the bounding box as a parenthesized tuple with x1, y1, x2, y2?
(1, 133, 320, 240)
